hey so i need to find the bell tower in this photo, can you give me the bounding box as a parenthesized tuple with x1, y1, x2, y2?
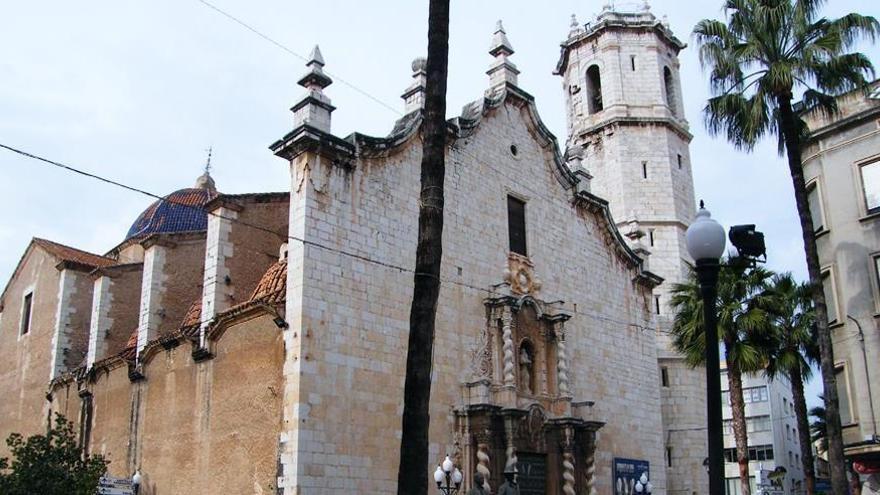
(556, 4, 706, 494)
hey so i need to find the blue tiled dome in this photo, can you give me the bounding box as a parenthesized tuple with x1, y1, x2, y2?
(125, 186, 218, 241)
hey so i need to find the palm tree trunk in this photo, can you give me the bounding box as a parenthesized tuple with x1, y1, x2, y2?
(777, 94, 849, 494)
(790, 361, 817, 495)
(726, 346, 752, 495)
(396, 1, 450, 494)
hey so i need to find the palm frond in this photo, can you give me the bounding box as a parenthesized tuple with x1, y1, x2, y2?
(828, 13, 880, 49)
(693, 0, 876, 150)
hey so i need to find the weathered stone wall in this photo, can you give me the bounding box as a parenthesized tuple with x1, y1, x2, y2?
(281, 98, 665, 493)
(88, 362, 135, 474)
(659, 357, 707, 495)
(561, 13, 706, 494)
(52, 312, 284, 493)
(49, 380, 84, 434)
(201, 196, 288, 345)
(88, 265, 143, 366)
(49, 268, 95, 378)
(226, 197, 289, 302)
(0, 247, 62, 455)
(137, 236, 206, 356)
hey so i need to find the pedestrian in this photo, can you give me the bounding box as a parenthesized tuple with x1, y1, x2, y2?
(467, 472, 488, 495)
(497, 465, 519, 495)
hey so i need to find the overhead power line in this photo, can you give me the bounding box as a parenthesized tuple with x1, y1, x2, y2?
(194, 0, 403, 118)
(0, 142, 666, 337)
(193, 0, 590, 216)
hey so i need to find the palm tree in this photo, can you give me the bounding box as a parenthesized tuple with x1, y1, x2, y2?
(397, 0, 450, 493)
(764, 273, 820, 494)
(693, 2, 878, 491)
(670, 261, 775, 495)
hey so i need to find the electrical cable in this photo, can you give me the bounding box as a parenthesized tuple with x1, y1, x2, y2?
(0, 142, 667, 336)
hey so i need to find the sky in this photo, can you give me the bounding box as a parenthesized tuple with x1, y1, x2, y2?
(1, 0, 878, 407)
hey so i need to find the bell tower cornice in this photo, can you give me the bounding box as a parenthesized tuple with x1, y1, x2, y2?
(554, 7, 685, 76)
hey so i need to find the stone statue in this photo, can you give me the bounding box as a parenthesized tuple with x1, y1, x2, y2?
(519, 346, 533, 394)
(467, 472, 488, 495)
(498, 467, 520, 495)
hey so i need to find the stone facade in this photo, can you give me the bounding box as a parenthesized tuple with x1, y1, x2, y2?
(0, 239, 113, 454)
(0, 6, 709, 494)
(267, 10, 675, 490)
(87, 263, 143, 367)
(801, 81, 880, 475)
(557, 6, 706, 494)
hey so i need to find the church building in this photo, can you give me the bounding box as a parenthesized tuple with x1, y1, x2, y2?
(0, 5, 706, 494)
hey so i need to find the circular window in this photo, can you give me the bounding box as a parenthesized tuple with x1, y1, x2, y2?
(510, 144, 518, 156)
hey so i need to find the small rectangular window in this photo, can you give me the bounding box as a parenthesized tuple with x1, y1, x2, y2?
(861, 160, 880, 214)
(631, 55, 636, 71)
(654, 295, 661, 315)
(807, 182, 825, 231)
(821, 270, 839, 323)
(666, 447, 673, 467)
(661, 366, 669, 387)
(677, 154, 683, 169)
(507, 195, 527, 256)
(835, 366, 852, 423)
(20, 292, 32, 335)
(642, 161, 648, 179)
(648, 229, 655, 247)
(874, 256, 880, 300)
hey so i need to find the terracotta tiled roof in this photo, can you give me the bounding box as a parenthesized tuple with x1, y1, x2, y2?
(120, 329, 138, 361)
(180, 299, 202, 337)
(249, 259, 287, 304)
(32, 238, 114, 269)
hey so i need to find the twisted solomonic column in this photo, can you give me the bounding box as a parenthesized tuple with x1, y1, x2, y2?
(476, 441, 492, 493)
(556, 326, 570, 396)
(501, 310, 515, 387)
(562, 451, 576, 495)
(584, 441, 597, 495)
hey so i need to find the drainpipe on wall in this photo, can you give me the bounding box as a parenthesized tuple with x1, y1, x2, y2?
(847, 314, 878, 440)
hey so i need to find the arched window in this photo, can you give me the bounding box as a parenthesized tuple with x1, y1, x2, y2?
(586, 65, 603, 114)
(664, 66, 677, 116)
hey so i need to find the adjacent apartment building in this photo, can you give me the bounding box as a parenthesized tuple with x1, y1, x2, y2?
(721, 365, 805, 494)
(800, 81, 880, 479)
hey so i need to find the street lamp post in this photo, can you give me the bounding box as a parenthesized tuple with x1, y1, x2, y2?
(131, 470, 142, 495)
(685, 201, 726, 495)
(634, 472, 653, 494)
(433, 455, 463, 495)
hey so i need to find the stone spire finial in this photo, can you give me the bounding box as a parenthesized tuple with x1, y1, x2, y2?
(307, 45, 325, 67)
(489, 20, 514, 56)
(195, 146, 217, 192)
(291, 44, 335, 133)
(642, 0, 651, 11)
(486, 20, 520, 91)
(401, 57, 427, 114)
(298, 45, 332, 91)
(569, 14, 583, 37)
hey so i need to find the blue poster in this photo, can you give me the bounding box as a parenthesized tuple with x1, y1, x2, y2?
(612, 457, 650, 495)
